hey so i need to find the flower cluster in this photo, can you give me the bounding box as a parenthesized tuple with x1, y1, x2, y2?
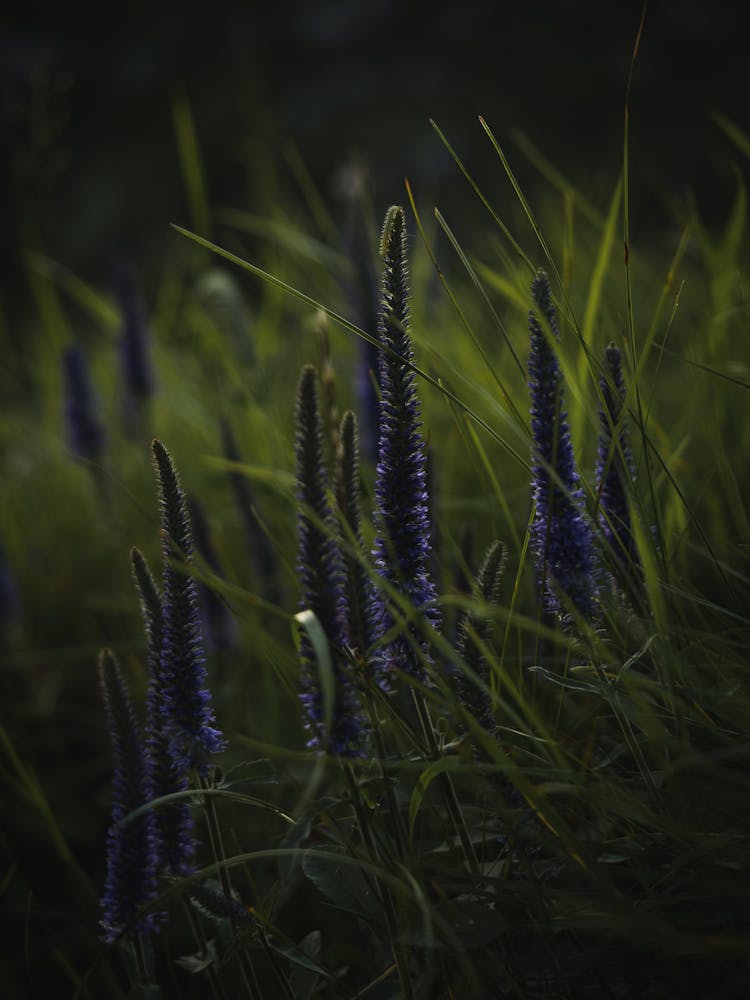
(96, 203, 655, 979)
(100, 441, 227, 938)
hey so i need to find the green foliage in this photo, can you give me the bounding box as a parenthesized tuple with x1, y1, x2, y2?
(2, 96, 750, 1000)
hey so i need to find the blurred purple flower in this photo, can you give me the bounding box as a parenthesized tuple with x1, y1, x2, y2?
(114, 259, 154, 434)
(62, 343, 105, 464)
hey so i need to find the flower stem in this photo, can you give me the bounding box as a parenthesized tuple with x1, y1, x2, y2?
(196, 773, 262, 1000)
(342, 763, 414, 1000)
(411, 692, 480, 877)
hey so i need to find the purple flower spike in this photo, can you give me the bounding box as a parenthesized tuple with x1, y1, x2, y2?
(99, 648, 158, 942)
(131, 547, 195, 876)
(336, 410, 385, 687)
(152, 440, 226, 777)
(528, 271, 597, 624)
(371, 206, 441, 684)
(62, 343, 106, 464)
(295, 365, 364, 756)
(596, 343, 641, 583)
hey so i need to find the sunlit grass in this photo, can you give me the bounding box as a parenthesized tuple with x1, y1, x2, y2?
(1, 92, 749, 998)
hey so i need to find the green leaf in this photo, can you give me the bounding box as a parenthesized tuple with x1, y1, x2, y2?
(219, 758, 278, 787)
(527, 665, 601, 694)
(294, 609, 334, 744)
(173, 939, 219, 974)
(285, 930, 326, 1000)
(172, 90, 210, 238)
(301, 850, 379, 923)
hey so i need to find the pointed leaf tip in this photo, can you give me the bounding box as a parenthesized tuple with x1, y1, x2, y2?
(379, 205, 406, 258)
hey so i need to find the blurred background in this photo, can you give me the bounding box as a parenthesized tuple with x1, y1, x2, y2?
(3, 0, 749, 325)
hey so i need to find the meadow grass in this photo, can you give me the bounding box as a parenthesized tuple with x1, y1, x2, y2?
(1, 99, 749, 1000)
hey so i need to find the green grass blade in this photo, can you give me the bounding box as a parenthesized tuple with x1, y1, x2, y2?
(173, 223, 529, 466)
(478, 115, 562, 291)
(429, 119, 533, 272)
(173, 90, 211, 237)
(215, 207, 348, 272)
(434, 206, 526, 383)
(511, 129, 607, 230)
(713, 112, 750, 161)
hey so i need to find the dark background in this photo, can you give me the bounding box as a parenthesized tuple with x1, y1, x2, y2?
(2, 0, 748, 320)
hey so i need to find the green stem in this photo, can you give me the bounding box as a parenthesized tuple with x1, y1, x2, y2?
(196, 773, 262, 1000)
(364, 685, 409, 861)
(131, 934, 148, 986)
(411, 692, 480, 876)
(342, 764, 414, 1000)
(183, 900, 228, 1000)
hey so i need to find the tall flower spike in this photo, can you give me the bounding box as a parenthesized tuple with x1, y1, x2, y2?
(371, 205, 440, 684)
(62, 343, 106, 464)
(152, 440, 225, 776)
(336, 410, 386, 686)
(99, 648, 158, 942)
(528, 270, 597, 623)
(295, 366, 364, 755)
(131, 547, 195, 876)
(595, 343, 640, 582)
(454, 540, 506, 733)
